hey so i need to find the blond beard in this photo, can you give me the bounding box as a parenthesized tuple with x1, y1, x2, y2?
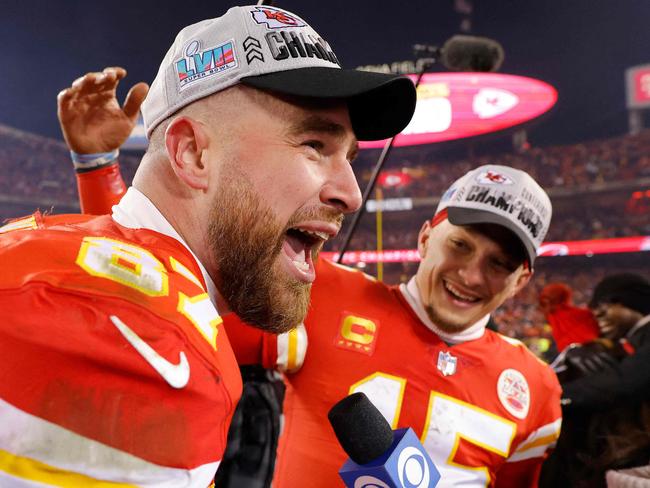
(208, 171, 310, 334)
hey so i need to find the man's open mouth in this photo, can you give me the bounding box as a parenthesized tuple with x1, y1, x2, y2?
(443, 279, 481, 304)
(282, 226, 332, 283)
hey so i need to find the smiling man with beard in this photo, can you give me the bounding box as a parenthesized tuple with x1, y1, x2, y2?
(0, 5, 416, 487)
(206, 155, 344, 333)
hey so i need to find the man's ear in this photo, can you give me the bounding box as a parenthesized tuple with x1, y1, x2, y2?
(511, 268, 533, 298)
(417, 220, 432, 259)
(165, 116, 210, 191)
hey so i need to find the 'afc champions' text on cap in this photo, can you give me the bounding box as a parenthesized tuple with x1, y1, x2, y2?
(436, 165, 553, 265)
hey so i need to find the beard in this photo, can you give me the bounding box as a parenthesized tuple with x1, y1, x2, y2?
(208, 171, 312, 334)
(423, 303, 472, 334)
(416, 273, 473, 334)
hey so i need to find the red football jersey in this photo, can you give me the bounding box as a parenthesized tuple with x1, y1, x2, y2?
(225, 258, 562, 488)
(0, 213, 242, 486)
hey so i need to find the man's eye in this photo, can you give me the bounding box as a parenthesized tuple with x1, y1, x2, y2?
(303, 140, 324, 151)
(451, 239, 467, 250)
(493, 259, 516, 272)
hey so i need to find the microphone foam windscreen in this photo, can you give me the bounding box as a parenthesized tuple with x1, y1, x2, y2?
(441, 35, 505, 72)
(328, 392, 394, 465)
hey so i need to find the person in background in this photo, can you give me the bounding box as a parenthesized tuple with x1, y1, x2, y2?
(0, 5, 415, 486)
(541, 273, 650, 488)
(539, 282, 600, 352)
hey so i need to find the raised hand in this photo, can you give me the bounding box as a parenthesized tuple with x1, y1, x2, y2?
(57, 67, 149, 154)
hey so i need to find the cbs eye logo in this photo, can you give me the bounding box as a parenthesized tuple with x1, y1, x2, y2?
(353, 446, 431, 488)
(397, 446, 430, 488)
(354, 476, 390, 488)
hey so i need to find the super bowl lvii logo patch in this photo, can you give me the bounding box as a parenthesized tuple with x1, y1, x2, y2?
(175, 39, 238, 91)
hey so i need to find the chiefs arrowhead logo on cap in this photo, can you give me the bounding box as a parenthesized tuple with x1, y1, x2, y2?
(251, 6, 306, 29)
(476, 170, 514, 185)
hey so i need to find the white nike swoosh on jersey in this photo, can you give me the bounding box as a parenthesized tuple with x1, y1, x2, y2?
(109, 315, 190, 389)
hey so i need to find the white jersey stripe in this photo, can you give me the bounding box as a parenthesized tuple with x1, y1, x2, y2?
(507, 418, 562, 463)
(0, 398, 219, 487)
(276, 323, 308, 373)
(507, 443, 552, 463)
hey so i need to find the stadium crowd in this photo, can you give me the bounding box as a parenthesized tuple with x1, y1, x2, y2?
(367, 129, 650, 199)
(326, 190, 650, 254)
(0, 124, 139, 210)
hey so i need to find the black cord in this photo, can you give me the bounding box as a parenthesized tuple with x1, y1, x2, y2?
(336, 66, 432, 264)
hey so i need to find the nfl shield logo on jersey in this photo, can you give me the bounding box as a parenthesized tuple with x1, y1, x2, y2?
(437, 351, 457, 376)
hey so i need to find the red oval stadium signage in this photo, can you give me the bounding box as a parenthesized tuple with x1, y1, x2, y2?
(359, 73, 557, 148)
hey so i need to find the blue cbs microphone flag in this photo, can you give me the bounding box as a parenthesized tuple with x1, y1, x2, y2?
(339, 427, 440, 488)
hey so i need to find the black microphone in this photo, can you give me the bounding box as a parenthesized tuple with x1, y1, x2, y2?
(328, 393, 440, 487)
(440, 35, 504, 72)
(329, 392, 394, 464)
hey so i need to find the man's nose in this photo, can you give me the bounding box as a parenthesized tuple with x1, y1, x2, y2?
(320, 158, 362, 214)
(457, 258, 486, 287)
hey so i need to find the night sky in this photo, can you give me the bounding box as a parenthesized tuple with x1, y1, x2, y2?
(2, 0, 649, 148)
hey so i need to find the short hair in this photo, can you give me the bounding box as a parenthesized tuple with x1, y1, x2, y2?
(146, 86, 291, 155)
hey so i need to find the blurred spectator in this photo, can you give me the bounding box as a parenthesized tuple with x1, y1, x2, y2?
(539, 283, 600, 352)
(541, 273, 650, 488)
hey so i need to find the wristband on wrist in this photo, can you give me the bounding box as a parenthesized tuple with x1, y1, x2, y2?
(70, 149, 119, 172)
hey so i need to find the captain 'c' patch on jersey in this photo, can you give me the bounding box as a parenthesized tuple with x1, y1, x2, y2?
(334, 312, 380, 356)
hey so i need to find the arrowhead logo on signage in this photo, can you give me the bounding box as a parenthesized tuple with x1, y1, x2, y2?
(537, 243, 570, 256)
(472, 88, 519, 119)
